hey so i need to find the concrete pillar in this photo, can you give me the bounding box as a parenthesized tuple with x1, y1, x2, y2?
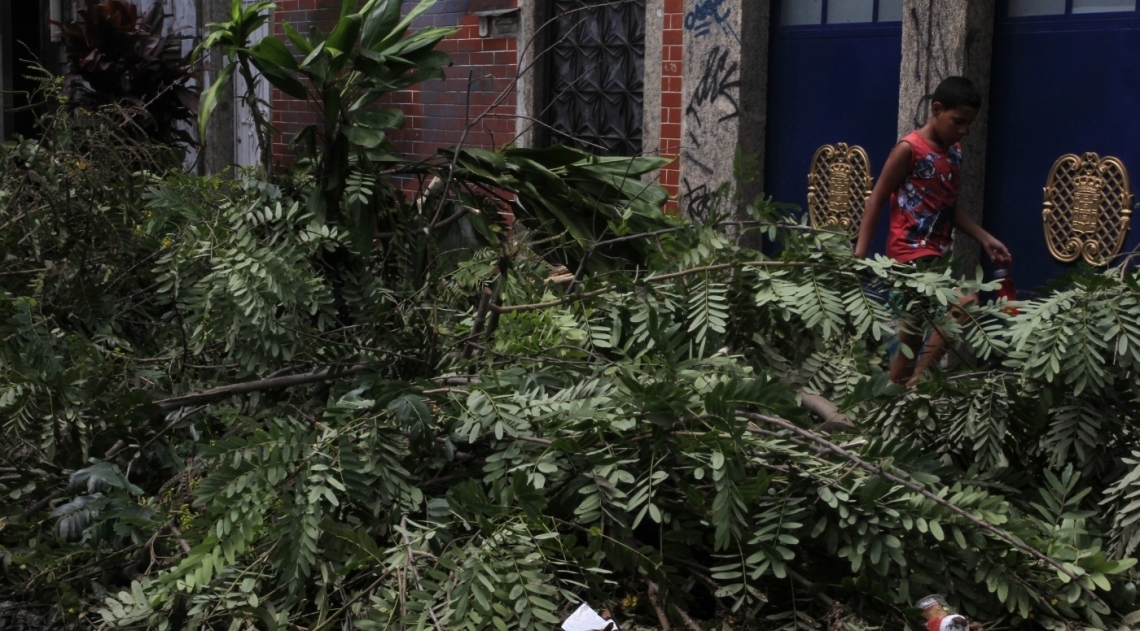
(200, 0, 235, 176)
(642, 0, 662, 169)
(515, 0, 541, 149)
(679, 0, 768, 237)
(898, 0, 995, 273)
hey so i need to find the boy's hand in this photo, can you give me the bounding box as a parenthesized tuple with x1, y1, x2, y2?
(983, 237, 1011, 266)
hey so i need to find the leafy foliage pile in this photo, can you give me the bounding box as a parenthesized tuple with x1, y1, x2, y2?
(4, 1, 1140, 631)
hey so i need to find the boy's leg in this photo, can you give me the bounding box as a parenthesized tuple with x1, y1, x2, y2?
(907, 291, 977, 386)
(890, 325, 923, 384)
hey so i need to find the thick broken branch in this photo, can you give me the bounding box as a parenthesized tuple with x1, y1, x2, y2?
(155, 364, 372, 410)
(798, 392, 855, 431)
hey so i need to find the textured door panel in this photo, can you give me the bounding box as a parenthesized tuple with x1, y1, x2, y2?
(546, 0, 645, 157)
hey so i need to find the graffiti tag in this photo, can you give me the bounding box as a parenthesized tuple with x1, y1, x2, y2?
(681, 177, 718, 222)
(685, 46, 741, 127)
(684, 0, 731, 37)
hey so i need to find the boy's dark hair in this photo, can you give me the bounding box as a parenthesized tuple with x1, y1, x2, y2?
(931, 76, 982, 111)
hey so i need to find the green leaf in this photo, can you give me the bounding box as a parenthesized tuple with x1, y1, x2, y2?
(344, 126, 387, 148)
(251, 34, 299, 70)
(929, 520, 945, 541)
(351, 108, 405, 129)
(198, 63, 235, 143)
(360, 0, 405, 50)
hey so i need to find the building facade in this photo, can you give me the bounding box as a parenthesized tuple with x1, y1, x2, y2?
(3, 0, 1139, 290)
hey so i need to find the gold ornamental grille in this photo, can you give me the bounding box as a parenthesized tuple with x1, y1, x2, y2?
(807, 143, 874, 236)
(1043, 152, 1133, 266)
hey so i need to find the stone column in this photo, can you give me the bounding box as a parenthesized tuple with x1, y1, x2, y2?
(515, 0, 543, 149)
(679, 0, 768, 239)
(898, 0, 995, 273)
(641, 0, 662, 168)
(200, 0, 236, 176)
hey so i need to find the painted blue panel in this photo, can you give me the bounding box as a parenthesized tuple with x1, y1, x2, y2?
(764, 21, 902, 255)
(983, 10, 1140, 293)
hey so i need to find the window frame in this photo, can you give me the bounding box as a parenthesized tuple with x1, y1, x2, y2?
(1002, 0, 1138, 20)
(775, 0, 903, 28)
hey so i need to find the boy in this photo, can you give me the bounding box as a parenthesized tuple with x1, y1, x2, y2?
(854, 76, 1011, 386)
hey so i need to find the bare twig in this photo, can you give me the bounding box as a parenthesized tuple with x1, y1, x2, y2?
(787, 567, 836, 607)
(462, 286, 494, 360)
(565, 226, 687, 296)
(168, 523, 192, 555)
(376, 204, 475, 240)
(645, 579, 672, 631)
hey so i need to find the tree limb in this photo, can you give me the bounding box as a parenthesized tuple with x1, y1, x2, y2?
(798, 392, 855, 431)
(645, 579, 672, 631)
(154, 363, 373, 410)
(491, 260, 805, 314)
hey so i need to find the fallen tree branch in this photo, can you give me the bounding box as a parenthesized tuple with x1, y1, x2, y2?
(154, 364, 372, 410)
(738, 411, 1109, 609)
(491, 260, 804, 314)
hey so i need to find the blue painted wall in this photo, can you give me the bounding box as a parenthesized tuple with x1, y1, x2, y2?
(764, 18, 902, 255)
(984, 7, 1140, 292)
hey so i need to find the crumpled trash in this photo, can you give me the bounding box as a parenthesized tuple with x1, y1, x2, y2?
(562, 603, 618, 631)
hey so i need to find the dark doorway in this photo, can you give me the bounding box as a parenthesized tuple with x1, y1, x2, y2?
(1, 0, 45, 140)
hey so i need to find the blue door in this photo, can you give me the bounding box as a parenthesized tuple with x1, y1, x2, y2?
(984, 0, 1140, 292)
(765, 0, 902, 253)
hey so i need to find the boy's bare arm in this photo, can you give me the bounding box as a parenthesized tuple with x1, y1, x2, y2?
(854, 142, 912, 258)
(953, 211, 1011, 265)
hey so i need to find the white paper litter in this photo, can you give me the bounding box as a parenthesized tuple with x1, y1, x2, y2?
(561, 603, 617, 631)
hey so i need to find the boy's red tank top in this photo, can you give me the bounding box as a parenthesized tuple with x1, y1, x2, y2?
(886, 131, 962, 263)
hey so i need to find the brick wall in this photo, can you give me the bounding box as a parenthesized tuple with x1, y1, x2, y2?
(268, 0, 678, 209)
(392, 0, 518, 160)
(658, 0, 684, 210)
(270, 0, 342, 164)
(269, 0, 518, 169)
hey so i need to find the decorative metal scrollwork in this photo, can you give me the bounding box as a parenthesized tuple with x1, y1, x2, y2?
(1043, 152, 1133, 265)
(807, 143, 874, 236)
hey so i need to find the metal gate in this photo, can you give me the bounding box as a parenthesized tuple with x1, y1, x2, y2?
(983, 0, 1140, 290)
(544, 0, 646, 157)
